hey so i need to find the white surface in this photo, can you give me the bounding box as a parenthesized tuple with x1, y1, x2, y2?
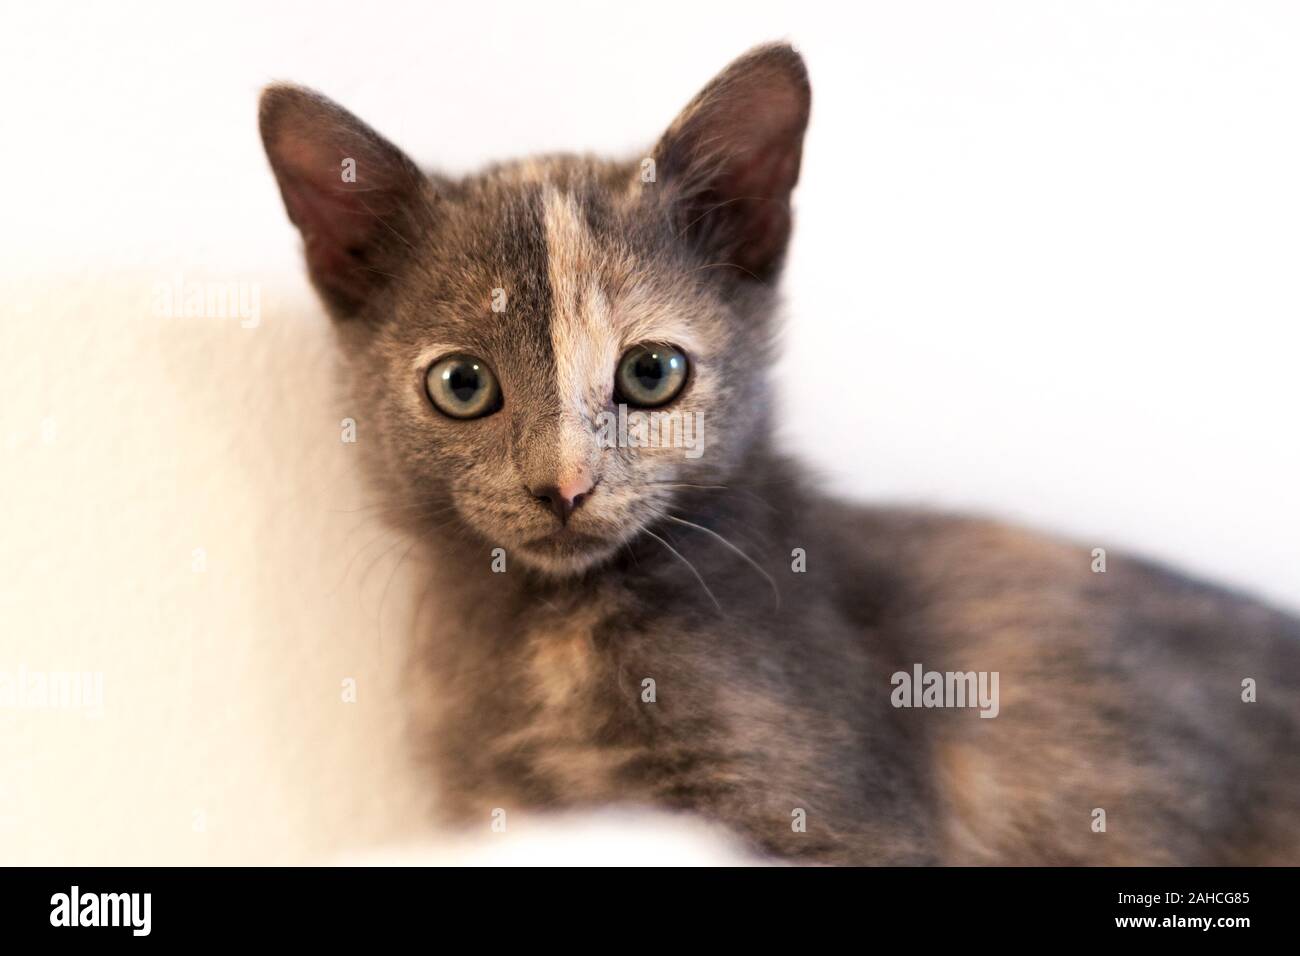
(2, 1, 1297, 864)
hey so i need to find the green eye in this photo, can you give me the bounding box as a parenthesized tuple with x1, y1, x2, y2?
(615, 344, 689, 408)
(425, 354, 502, 419)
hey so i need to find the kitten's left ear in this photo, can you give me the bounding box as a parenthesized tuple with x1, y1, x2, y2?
(259, 84, 428, 318)
(651, 43, 811, 281)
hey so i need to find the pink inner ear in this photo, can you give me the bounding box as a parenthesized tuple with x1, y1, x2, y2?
(276, 156, 376, 305)
(276, 130, 374, 236)
(260, 84, 427, 312)
(717, 78, 809, 198)
(690, 136, 802, 277)
(267, 120, 421, 308)
(656, 50, 810, 279)
(717, 125, 803, 202)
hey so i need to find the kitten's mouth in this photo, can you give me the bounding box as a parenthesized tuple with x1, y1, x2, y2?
(512, 525, 628, 575)
(521, 528, 607, 555)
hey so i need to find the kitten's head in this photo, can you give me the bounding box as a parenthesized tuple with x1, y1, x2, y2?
(260, 43, 810, 576)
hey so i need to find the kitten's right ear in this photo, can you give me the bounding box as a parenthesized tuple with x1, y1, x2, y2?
(259, 85, 427, 317)
(650, 43, 811, 283)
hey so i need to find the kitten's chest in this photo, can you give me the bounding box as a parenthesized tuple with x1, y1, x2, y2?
(516, 601, 618, 729)
(450, 591, 655, 804)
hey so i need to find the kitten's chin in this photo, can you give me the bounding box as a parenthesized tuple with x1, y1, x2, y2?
(513, 530, 623, 577)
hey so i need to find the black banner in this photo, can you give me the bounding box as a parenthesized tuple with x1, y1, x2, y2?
(0, 866, 1283, 942)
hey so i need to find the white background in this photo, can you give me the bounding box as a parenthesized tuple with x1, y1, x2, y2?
(2, 1, 1297, 863)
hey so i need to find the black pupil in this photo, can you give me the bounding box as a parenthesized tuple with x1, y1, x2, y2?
(633, 352, 666, 391)
(447, 363, 482, 403)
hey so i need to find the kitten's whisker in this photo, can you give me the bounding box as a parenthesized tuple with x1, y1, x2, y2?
(647, 480, 776, 517)
(645, 482, 730, 491)
(335, 504, 455, 558)
(333, 526, 406, 592)
(642, 528, 721, 612)
(410, 573, 439, 643)
(675, 194, 785, 239)
(686, 260, 764, 282)
(377, 539, 421, 653)
(356, 196, 447, 290)
(357, 265, 400, 281)
(665, 514, 781, 609)
(355, 535, 414, 597)
(330, 499, 450, 515)
(356, 197, 417, 251)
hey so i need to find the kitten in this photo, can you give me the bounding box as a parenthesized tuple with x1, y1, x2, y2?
(260, 43, 1300, 864)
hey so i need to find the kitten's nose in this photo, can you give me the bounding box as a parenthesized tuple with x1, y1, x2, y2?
(530, 473, 595, 525)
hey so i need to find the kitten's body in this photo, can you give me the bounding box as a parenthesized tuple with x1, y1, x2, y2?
(262, 45, 1300, 864)
(408, 453, 1300, 864)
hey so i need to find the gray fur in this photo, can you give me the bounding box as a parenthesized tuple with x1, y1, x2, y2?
(261, 43, 1300, 864)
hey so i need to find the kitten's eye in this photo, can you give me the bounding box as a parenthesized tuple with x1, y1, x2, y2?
(425, 354, 502, 419)
(615, 344, 689, 408)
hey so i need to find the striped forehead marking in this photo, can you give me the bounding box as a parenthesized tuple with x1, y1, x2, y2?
(542, 186, 619, 416)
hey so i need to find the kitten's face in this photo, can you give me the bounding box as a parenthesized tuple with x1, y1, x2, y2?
(359, 167, 770, 575)
(261, 44, 810, 575)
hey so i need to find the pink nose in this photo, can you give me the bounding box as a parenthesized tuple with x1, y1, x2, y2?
(530, 472, 595, 525)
